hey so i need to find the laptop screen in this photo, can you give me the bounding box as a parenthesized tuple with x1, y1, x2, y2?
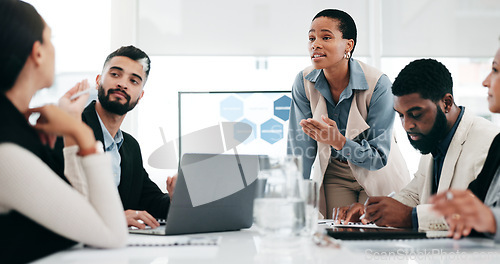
(163, 153, 259, 235)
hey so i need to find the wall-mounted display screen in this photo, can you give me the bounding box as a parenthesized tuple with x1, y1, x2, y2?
(178, 91, 292, 159)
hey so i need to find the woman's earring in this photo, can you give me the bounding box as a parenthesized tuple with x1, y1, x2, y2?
(344, 52, 351, 60)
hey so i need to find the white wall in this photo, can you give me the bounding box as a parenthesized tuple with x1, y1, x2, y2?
(135, 0, 500, 57)
(27, 0, 500, 191)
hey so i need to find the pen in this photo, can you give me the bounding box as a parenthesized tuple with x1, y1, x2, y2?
(69, 89, 91, 100)
(359, 191, 396, 220)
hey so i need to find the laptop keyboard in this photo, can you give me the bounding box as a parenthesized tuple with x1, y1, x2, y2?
(129, 225, 167, 235)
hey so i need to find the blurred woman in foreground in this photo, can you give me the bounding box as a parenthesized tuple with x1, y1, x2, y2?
(0, 0, 127, 262)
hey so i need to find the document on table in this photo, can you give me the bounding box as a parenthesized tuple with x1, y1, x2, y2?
(318, 219, 400, 229)
(331, 222, 401, 229)
(127, 234, 221, 247)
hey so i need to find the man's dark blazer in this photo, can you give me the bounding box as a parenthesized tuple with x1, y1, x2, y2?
(79, 101, 170, 218)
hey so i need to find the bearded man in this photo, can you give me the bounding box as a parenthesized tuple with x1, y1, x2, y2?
(335, 59, 500, 231)
(63, 46, 176, 230)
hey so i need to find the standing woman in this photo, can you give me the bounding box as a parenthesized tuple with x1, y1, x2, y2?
(287, 9, 410, 218)
(0, 0, 127, 262)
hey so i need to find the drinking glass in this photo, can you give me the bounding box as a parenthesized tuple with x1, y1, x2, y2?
(301, 179, 319, 237)
(253, 155, 305, 237)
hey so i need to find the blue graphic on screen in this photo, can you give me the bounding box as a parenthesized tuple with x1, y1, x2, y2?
(260, 118, 283, 144)
(238, 118, 257, 144)
(274, 95, 292, 121)
(179, 91, 291, 157)
(220, 96, 244, 121)
(147, 92, 291, 207)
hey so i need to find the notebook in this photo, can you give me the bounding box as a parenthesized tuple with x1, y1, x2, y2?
(130, 153, 259, 235)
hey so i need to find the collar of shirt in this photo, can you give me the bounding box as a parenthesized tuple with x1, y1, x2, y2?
(304, 58, 369, 106)
(95, 110, 124, 151)
(431, 106, 465, 159)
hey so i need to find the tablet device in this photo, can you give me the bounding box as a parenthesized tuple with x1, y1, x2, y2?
(326, 226, 428, 240)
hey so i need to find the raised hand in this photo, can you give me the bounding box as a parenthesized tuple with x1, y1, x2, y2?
(58, 79, 91, 118)
(299, 115, 346, 150)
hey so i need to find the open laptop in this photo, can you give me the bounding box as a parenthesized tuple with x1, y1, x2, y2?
(130, 153, 259, 235)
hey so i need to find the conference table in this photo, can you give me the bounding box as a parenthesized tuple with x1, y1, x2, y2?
(34, 226, 500, 264)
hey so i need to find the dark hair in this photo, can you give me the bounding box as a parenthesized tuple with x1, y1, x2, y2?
(313, 9, 357, 55)
(0, 0, 44, 92)
(392, 58, 453, 102)
(103, 45, 151, 78)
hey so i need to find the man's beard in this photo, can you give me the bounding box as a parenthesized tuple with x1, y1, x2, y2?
(97, 84, 139, 116)
(407, 105, 448, 155)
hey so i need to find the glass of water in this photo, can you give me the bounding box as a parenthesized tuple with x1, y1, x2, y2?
(301, 179, 319, 237)
(253, 155, 305, 237)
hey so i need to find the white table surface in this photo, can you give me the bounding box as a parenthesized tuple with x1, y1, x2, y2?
(33, 226, 500, 264)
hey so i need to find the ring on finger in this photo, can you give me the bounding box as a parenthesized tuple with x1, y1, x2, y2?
(446, 192, 453, 201)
